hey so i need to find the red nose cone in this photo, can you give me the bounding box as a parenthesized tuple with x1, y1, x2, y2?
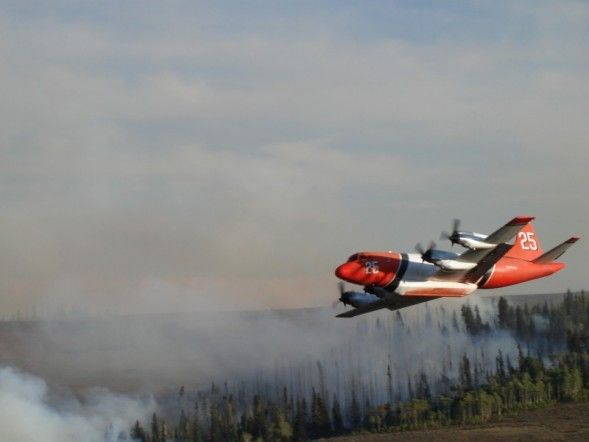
(335, 262, 355, 281)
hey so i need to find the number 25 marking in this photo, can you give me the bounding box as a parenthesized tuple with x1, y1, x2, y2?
(518, 232, 537, 251)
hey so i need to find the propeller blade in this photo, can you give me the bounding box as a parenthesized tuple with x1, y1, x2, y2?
(334, 281, 347, 308)
(452, 218, 460, 233)
(442, 219, 462, 245)
(428, 240, 437, 251)
(415, 243, 425, 255)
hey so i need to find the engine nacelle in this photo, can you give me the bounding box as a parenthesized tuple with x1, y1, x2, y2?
(422, 249, 476, 271)
(453, 232, 496, 250)
(435, 259, 477, 271)
(341, 291, 381, 308)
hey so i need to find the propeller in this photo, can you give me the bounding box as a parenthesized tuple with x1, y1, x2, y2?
(440, 218, 461, 246)
(333, 281, 351, 307)
(415, 241, 436, 262)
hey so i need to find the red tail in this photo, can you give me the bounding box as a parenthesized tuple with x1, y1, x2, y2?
(505, 223, 544, 261)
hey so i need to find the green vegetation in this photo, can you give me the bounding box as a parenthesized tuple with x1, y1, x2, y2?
(130, 291, 589, 441)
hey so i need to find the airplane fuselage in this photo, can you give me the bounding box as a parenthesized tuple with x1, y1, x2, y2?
(335, 251, 565, 298)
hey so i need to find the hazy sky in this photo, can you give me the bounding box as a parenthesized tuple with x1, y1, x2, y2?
(0, 1, 587, 316)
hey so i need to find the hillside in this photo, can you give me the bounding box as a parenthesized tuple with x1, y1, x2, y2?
(329, 401, 589, 441)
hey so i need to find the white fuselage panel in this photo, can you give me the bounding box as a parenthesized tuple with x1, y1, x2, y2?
(393, 253, 478, 297)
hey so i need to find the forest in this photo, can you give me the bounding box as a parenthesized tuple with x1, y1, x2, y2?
(124, 290, 589, 441)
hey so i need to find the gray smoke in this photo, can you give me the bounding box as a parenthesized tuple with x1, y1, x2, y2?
(0, 366, 155, 442)
(1, 294, 520, 399)
(0, 292, 534, 441)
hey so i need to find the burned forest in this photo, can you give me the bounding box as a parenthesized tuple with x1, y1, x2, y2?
(118, 291, 589, 441)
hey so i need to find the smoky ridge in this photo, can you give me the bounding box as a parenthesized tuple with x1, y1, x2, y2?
(1, 291, 579, 429)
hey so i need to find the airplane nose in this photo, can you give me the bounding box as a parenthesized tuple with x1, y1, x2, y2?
(335, 263, 353, 280)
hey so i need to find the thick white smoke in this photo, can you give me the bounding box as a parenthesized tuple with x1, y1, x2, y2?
(0, 366, 155, 442)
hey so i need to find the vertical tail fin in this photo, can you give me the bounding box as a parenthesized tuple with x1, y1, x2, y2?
(505, 223, 544, 261)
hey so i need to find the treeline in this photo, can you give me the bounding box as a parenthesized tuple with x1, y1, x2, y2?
(463, 290, 589, 352)
(129, 291, 589, 441)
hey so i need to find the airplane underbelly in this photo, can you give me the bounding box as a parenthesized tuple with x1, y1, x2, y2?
(396, 280, 478, 297)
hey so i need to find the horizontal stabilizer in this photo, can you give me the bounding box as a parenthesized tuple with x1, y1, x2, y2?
(534, 237, 579, 264)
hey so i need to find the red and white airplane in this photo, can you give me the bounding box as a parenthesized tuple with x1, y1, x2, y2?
(334, 216, 578, 318)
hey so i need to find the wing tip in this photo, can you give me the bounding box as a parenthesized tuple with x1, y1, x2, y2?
(568, 236, 580, 243)
(508, 215, 535, 226)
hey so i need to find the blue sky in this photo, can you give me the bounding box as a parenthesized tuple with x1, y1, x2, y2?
(0, 1, 587, 315)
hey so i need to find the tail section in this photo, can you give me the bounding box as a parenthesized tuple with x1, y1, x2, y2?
(534, 237, 579, 263)
(505, 223, 544, 261)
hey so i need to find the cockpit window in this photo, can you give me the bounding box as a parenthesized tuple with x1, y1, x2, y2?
(347, 253, 359, 262)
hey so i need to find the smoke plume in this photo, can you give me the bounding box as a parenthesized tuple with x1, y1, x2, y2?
(0, 366, 154, 442)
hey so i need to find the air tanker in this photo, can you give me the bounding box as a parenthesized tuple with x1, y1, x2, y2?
(334, 216, 578, 317)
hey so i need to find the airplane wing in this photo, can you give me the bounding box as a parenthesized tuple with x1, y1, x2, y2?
(432, 243, 512, 283)
(336, 296, 433, 318)
(485, 216, 535, 244)
(462, 243, 512, 283)
(384, 294, 433, 311)
(336, 300, 388, 318)
(429, 215, 534, 284)
(456, 216, 534, 264)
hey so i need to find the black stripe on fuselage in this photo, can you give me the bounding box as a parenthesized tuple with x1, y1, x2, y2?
(478, 265, 495, 288)
(384, 253, 409, 292)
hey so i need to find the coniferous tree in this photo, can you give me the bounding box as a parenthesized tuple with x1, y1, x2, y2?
(565, 289, 574, 315)
(159, 420, 169, 442)
(317, 361, 327, 400)
(292, 399, 308, 442)
(268, 405, 293, 442)
(516, 306, 526, 337)
(406, 374, 414, 399)
(190, 413, 204, 442)
(350, 389, 361, 429)
(332, 394, 344, 434)
(497, 297, 510, 327)
(386, 362, 393, 404)
(177, 409, 188, 440)
(150, 412, 160, 442)
(496, 350, 506, 381)
(461, 305, 474, 334)
(310, 388, 330, 438)
(253, 395, 268, 440)
(416, 372, 431, 400)
(363, 398, 372, 429)
(542, 300, 549, 316)
(209, 402, 224, 442)
(130, 421, 147, 442)
(452, 311, 460, 331)
(506, 355, 515, 376)
(474, 305, 485, 333)
(460, 354, 473, 390)
(282, 386, 290, 417)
